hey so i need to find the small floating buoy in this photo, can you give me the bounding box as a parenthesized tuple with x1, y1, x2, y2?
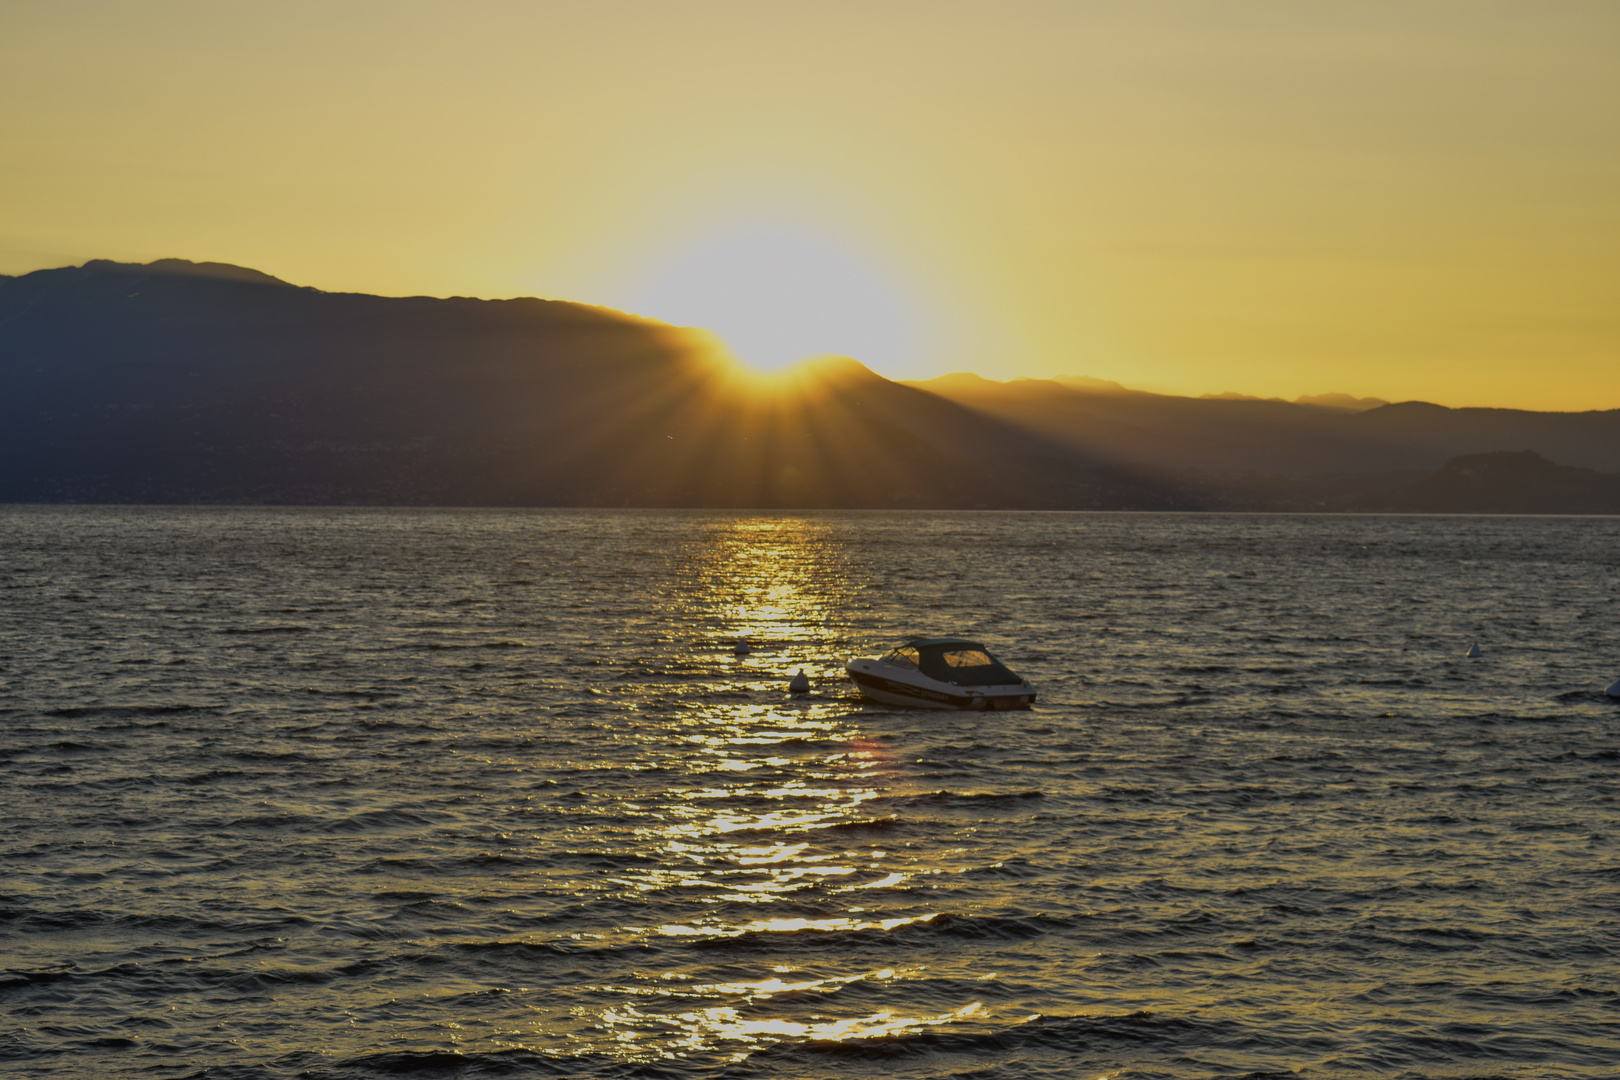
(1606, 679, 1620, 698)
(788, 669, 810, 694)
(1466, 643, 1483, 658)
(733, 638, 751, 656)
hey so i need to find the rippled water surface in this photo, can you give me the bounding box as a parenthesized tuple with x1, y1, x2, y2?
(3, 507, 1618, 1079)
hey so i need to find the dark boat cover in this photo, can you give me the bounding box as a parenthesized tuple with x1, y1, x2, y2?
(884, 638, 1022, 687)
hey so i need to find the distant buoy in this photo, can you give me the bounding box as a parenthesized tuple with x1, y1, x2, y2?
(1606, 679, 1620, 698)
(788, 669, 810, 694)
(1466, 643, 1483, 658)
(733, 638, 751, 656)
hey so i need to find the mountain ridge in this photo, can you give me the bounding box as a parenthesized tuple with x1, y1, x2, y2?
(905, 373, 1620, 474)
(2, 259, 1615, 513)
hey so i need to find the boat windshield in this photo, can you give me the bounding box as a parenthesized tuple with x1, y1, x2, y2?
(916, 644, 1020, 686)
(883, 646, 921, 669)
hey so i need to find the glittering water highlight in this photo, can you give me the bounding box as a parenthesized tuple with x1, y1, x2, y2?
(1, 507, 1617, 1078)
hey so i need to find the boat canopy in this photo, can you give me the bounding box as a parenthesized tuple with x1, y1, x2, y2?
(884, 638, 1022, 687)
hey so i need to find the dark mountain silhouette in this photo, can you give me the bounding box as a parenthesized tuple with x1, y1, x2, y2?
(2, 259, 1615, 512)
(0, 259, 1136, 508)
(1354, 450, 1620, 514)
(907, 373, 1620, 474)
(1294, 392, 1387, 411)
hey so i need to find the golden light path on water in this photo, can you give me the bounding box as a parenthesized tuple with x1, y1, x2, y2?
(539, 517, 1004, 1062)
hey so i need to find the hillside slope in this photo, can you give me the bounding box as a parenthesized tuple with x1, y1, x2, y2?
(4, 259, 1616, 512)
(0, 260, 1092, 507)
(908, 374, 1620, 473)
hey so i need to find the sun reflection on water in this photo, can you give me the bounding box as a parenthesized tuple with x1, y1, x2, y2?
(686, 516, 856, 657)
(527, 516, 994, 1061)
(600, 1001, 986, 1062)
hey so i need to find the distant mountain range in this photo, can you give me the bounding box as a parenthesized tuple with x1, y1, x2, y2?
(2, 259, 1616, 513)
(907, 372, 1620, 474)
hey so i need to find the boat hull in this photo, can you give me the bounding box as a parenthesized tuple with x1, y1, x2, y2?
(846, 660, 1035, 711)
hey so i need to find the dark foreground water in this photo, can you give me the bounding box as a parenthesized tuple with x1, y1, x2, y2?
(2, 507, 1618, 1080)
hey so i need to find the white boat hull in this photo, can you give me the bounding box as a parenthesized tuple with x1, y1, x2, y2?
(846, 658, 1035, 711)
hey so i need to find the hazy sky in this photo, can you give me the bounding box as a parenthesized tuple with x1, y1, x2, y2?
(3, 1, 1616, 408)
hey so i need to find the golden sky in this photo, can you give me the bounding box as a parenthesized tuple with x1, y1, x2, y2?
(3, 1, 1616, 409)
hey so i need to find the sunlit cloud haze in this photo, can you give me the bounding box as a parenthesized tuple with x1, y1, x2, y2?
(2, 1, 1616, 407)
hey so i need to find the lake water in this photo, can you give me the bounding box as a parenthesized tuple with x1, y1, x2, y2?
(2, 507, 1617, 1079)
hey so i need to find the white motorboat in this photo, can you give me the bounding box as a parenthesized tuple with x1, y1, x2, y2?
(846, 637, 1036, 710)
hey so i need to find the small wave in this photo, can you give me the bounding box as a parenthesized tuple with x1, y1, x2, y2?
(822, 817, 905, 834)
(227, 813, 306, 829)
(907, 789, 1045, 806)
(667, 910, 1081, 955)
(0, 967, 80, 990)
(181, 769, 247, 785)
(453, 938, 598, 959)
(329, 808, 456, 833)
(961, 858, 1046, 880)
(754, 1008, 1249, 1063)
(1559, 688, 1620, 705)
(222, 964, 347, 992)
(319, 1049, 574, 1078)
(217, 625, 311, 634)
(457, 853, 555, 869)
(44, 704, 212, 718)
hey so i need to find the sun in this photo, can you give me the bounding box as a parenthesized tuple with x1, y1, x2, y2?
(611, 222, 924, 373)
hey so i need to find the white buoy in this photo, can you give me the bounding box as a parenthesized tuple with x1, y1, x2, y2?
(733, 638, 751, 656)
(788, 669, 810, 694)
(1606, 679, 1620, 698)
(1466, 643, 1483, 658)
